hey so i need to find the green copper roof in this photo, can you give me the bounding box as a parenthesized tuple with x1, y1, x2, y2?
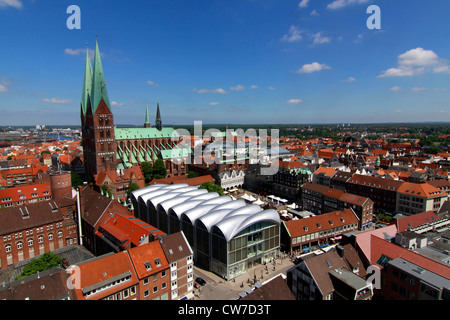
(90, 40, 111, 114)
(81, 48, 92, 115)
(115, 127, 179, 140)
(144, 104, 150, 125)
(160, 148, 189, 160)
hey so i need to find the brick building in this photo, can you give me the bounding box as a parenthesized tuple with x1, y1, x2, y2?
(345, 174, 405, 213)
(80, 40, 188, 194)
(281, 208, 360, 254)
(0, 182, 52, 209)
(286, 244, 371, 300)
(0, 199, 78, 269)
(160, 231, 194, 300)
(127, 241, 171, 300)
(301, 182, 374, 230)
(78, 184, 133, 256)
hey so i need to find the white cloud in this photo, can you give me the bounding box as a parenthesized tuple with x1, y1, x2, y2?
(398, 48, 439, 66)
(0, 0, 23, 9)
(390, 86, 401, 92)
(281, 25, 303, 43)
(296, 62, 331, 74)
(0, 77, 10, 92)
(310, 9, 319, 16)
(64, 48, 102, 60)
(354, 34, 364, 43)
(209, 102, 219, 106)
(411, 87, 427, 92)
(378, 47, 450, 78)
(193, 88, 228, 94)
(395, 109, 403, 113)
(41, 98, 72, 104)
(230, 85, 245, 91)
(286, 99, 304, 104)
(312, 32, 331, 46)
(111, 101, 124, 106)
(342, 76, 356, 82)
(298, 0, 310, 8)
(146, 80, 160, 87)
(327, 0, 369, 10)
(250, 85, 258, 89)
(268, 86, 276, 90)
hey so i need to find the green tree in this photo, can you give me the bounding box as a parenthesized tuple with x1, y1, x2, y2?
(71, 172, 83, 188)
(40, 150, 51, 156)
(101, 184, 112, 197)
(199, 181, 225, 196)
(128, 182, 140, 194)
(152, 158, 167, 180)
(188, 171, 200, 179)
(16, 252, 62, 280)
(141, 161, 153, 183)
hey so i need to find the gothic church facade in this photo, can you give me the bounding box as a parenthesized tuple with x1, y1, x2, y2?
(80, 40, 188, 202)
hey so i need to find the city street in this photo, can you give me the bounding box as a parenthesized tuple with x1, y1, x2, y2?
(193, 256, 295, 300)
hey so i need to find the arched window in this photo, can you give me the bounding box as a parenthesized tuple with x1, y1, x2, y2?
(17, 241, 23, 250)
(58, 231, 63, 238)
(48, 233, 53, 241)
(38, 236, 44, 244)
(5, 244, 11, 253)
(28, 238, 33, 246)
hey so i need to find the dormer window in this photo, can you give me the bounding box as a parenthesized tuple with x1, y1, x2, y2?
(144, 261, 152, 271)
(154, 258, 161, 267)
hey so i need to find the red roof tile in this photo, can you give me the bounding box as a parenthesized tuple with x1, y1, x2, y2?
(370, 235, 450, 279)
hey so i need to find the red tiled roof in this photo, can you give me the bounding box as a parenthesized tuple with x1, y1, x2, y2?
(347, 174, 405, 191)
(397, 182, 448, 198)
(395, 210, 439, 233)
(313, 167, 337, 177)
(370, 235, 450, 279)
(74, 251, 138, 300)
(127, 241, 169, 279)
(283, 208, 359, 238)
(0, 182, 51, 202)
(99, 214, 165, 248)
(150, 174, 215, 186)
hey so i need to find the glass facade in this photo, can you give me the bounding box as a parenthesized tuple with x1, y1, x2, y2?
(211, 221, 280, 280)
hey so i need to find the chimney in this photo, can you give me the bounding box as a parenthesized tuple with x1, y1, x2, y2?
(336, 245, 345, 258)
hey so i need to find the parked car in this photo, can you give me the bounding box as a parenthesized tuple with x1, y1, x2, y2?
(195, 277, 206, 286)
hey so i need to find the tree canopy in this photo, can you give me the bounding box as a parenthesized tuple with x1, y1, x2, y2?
(141, 158, 168, 183)
(16, 252, 62, 280)
(199, 181, 225, 196)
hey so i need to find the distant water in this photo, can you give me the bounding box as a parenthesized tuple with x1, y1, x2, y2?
(41, 134, 80, 141)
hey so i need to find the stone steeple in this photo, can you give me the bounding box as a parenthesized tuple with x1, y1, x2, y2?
(90, 40, 111, 114)
(144, 104, 151, 128)
(81, 47, 92, 115)
(155, 100, 162, 131)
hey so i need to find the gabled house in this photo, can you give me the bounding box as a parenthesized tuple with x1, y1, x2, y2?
(286, 244, 371, 300)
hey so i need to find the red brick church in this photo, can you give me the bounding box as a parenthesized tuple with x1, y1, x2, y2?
(80, 40, 189, 204)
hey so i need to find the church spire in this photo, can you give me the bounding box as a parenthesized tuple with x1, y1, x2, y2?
(144, 104, 151, 128)
(90, 39, 111, 114)
(155, 100, 162, 131)
(81, 47, 92, 115)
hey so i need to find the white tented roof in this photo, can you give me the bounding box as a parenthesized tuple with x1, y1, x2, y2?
(214, 209, 280, 242)
(132, 184, 280, 242)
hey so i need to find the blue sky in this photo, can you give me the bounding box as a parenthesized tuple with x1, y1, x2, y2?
(1, 0, 450, 126)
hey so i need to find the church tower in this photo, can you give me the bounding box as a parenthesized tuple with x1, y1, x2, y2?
(144, 104, 152, 128)
(155, 101, 162, 131)
(80, 40, 117, 182)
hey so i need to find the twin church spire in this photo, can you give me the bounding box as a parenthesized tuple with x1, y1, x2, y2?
(81, 40, 111, 115)
(81, 39, 162, 130)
